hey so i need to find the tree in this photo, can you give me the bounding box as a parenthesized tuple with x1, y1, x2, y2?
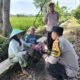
(0, 0, 3, 32)
(33, 0, 52, 14)
(70, 9, 76, 17)
(33, 0, 52, 27)
(55, 1, 67, 16)
(2, 0, 11, 37)
(0, 0, 11, 37)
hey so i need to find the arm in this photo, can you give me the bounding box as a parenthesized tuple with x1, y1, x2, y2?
(44, 13, 49, 24)
(9, 41, 22, 57)
(56, 12, 59, 23)
(43, 54, 59, 64)
(24, 35, 29, 42)
(9, 40, 31, 59)
(34, 36, 37, 44)
(21, 39, 32, 48)
(43, 39, 61, 64)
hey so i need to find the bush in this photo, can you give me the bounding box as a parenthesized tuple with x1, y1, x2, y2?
(78, 19, 80, 24)
(75, 6, 80, 20)
(0, 36, 9, 62)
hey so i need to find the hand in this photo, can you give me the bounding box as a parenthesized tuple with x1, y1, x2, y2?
(42, 54, 48, 59)
(45, 57, 49, 63)
(44, 44, 48, 51)
(43, 54, 49, 63)
(28, 52, 32, 56)
(31, 44, 36, 49)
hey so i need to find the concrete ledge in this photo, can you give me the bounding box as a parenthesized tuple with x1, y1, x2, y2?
(0, 59, 13, 75)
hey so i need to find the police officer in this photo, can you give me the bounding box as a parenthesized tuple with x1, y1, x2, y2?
(43, 26, 79, 80)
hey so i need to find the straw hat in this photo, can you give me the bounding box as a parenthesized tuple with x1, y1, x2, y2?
(10, 29, 24, 39)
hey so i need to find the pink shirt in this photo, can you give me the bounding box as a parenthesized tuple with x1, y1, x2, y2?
(44, 12, 59, 32)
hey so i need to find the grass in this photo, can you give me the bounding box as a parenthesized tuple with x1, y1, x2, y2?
(10, 16, 36, 30)
(10, 16, 80, 32)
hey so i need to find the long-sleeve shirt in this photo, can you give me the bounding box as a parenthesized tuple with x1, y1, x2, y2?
(45, 37, 79, 77)
(25, 34, 37, 45)
(8, 39, 31, 59)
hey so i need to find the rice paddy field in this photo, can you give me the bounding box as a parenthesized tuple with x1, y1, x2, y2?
(10, 15, 69, 32)
(10, 16, 36, 30)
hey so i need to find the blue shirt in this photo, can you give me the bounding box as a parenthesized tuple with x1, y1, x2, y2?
(25, 34, 37, 44)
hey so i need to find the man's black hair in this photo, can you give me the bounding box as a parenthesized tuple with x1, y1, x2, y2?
(52, 26, 64, 36)
(49, 2, 55, 7)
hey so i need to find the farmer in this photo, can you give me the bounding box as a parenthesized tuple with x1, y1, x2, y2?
(25, 27, 45, 66)
(44, 2, 59, 51)
(25, 27, 37, 45)
(43, 26, 79, 80)
(8, 29, 33, 75)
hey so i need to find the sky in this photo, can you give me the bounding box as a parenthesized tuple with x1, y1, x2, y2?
(10, 0, 80, 15)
